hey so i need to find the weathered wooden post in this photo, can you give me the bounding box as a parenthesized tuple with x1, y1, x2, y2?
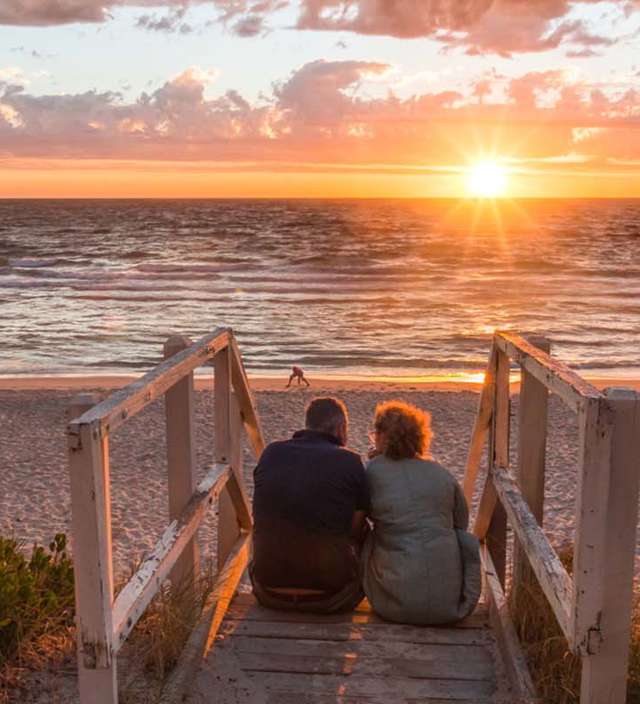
(67, 393, 117, 704)
(486, 344, 510, 586)
(463, 345, 497, 506)
(579, 388, 640, 703)
(215, 345, 239, 570)
(164, 336, 199, 590)
(572, 393, 614, 667)
(512, 336, 550, 601)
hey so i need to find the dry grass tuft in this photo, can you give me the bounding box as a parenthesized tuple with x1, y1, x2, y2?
(509, 548, 640, 703)
(117, 558, 216, 703)
(1, 538, 217, 704)
(509, 549, 580, 703)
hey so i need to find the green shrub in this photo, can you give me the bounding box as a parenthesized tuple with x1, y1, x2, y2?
(0, 534, 75, 667)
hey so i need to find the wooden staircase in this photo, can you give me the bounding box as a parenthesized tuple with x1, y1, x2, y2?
(184, 593, 504, 704)
(67, 328, 640, 704)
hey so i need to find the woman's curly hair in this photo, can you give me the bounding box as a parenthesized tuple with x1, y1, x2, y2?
(374, 400, 433, 461)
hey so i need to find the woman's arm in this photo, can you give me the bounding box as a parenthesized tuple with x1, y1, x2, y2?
(453, 480, 470, 530)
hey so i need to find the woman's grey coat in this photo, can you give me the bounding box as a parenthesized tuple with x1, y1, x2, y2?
(362, 455, 481, 625)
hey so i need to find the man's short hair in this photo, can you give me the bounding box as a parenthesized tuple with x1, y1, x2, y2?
(305, 397, 348, 436)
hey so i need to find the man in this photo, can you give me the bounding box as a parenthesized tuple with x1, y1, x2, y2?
(251, 397, 368, 613)
(285, 365, 310, 388)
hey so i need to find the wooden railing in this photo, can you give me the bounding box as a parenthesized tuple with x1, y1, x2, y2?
(66, 328, 264, 704)
(464, 331, 640, 704)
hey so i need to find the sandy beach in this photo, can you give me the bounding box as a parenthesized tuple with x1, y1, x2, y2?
(2, 373, 637, 579)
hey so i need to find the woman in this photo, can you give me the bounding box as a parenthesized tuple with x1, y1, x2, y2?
(362, 400, 480, 625)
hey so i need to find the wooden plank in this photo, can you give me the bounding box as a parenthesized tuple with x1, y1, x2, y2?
(226, 469, 253, 532)
(230, 591, 487, 617)
(474, 473, 498, 541)
(67, 400, 117, 704)
(481, 545, 539, 703)
(229, 650, 494, 681)
(214, 346, 232, 464)
(163, 334, 199, 590)
(159, 532, 251, 704)
(513, 336, 550, 602)
(215, 346, 238, 571)
(494, 331, 601, 412)
(112, 463, 231, 648)
(491, 464, 573, 641)
(486, 348, 509, 586)
(242, 672, 497, 699)
(68, 327, 230, 439)
(223, 635, 493, 664)
(266, 696, 495, 704)
(571, 396, 614, 655)
(217, 620, 494, 647)
(463, 344, 497, 505)
(580, 388, 640, 704)
(232, 592, 484, 613)
(229, 333, 265, 458)
(223, 601, 489, 628)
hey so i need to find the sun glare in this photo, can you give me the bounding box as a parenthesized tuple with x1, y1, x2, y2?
(467, 161, 508, 198)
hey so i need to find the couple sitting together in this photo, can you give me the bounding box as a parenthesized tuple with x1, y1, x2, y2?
(250, 397, 481, 625)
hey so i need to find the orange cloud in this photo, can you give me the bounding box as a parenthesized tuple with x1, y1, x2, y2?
(1, 62, 638, 166)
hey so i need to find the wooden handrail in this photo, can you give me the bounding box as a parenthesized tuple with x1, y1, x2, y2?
(69, 327, 231, 439)
(229, 335, 265, 457)
(494, 331, 602, 412)
(68, 328, 263, 704)
(491, 464, 573, 641)
(465, 331, 640, 703)
(463, 345, 497, 505)
(112, 463, 232, 649)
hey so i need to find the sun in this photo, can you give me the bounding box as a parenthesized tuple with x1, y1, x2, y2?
(466, 161, 508, 198)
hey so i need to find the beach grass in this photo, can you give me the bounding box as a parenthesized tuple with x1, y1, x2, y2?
(509, 549, 580, 702)
(0, 534, 76, 702)
(510, 548, 640, 703)
(117, 557, 217, 702)
(4, 532, 640, 702)
(0, 533, 217, 703)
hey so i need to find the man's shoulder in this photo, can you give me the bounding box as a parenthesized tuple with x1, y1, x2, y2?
(261, 438, 363, 466)
(260, 438, 295, 460)
(337, 445, 365, 465)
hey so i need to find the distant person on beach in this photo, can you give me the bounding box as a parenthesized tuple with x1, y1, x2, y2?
(250, 397, 368, 613)
(286, 365, 310, 388)
(362, 401, 481, 625)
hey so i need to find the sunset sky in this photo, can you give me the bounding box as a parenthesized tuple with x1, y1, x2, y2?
(0, 1, 639, 197)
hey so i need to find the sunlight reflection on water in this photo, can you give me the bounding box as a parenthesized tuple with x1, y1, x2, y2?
(1, 198, 638, 378)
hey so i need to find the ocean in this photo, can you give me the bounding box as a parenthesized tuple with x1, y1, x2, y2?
(1, 198, 638, 380)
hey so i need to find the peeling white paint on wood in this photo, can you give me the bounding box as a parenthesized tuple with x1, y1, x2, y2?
(572, 396, 614, 655)
(112, 463, 232, 648)
(68, 330, 265, 704)
(69, 327, 230, 438)
(494, 331, 601, 412)
(491, 464, 573, 641)
(67, 397, 117, 703)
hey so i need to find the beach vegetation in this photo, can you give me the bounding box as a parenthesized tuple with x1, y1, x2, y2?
(510, 548, 640, 703)
(0, 533, 217, 703)
(0, 533, 75, 699)
(118, 557, 216, 702)
(510, 549, 580, 702)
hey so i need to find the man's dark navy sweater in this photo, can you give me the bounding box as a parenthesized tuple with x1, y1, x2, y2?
(252, 429, 368, 591)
